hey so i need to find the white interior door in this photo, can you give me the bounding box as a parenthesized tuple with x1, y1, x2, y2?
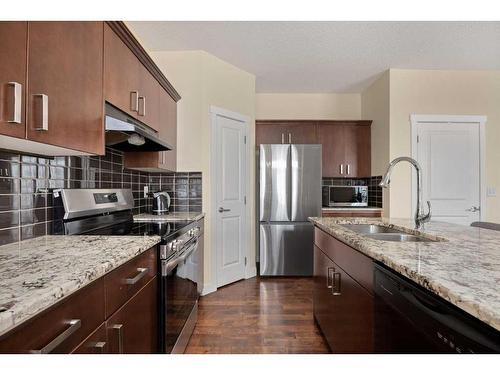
(214, 110, 247, 288)
(416, 122, 481, 225)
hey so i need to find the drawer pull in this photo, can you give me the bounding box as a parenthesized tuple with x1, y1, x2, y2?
(125, 267, 148, 285)
(327, 266, 335, 288)
(31, 319, 81, 354)
(93, 341, 107, 354)
(332, 272, 342, 296)
(111, 324, 124, 354)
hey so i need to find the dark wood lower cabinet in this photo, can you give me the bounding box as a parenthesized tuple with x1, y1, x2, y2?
(106, 276, 158, 354)
(313, 245, 374, 353)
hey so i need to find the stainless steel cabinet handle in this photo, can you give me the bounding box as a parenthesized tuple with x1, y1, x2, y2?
(7, 82, 22, 124)
(327, 267, 335, 288)
(31, 319, 81, 354)
(218, 207, 230, 213)
(93, 341, 107, 354)
(332, 272, 342, 296)
(138, 96, 146, 116)
(288, 133, 292, 144)
(130, 91, 139, 112)
(346, 164, 350, 175)
(281, 133, 285, 144)
(34, 94, 48, 131)
(339, 164, 344, 175)
(124, 267, 148, 285)
(465, 206, 480, 212)
(111, 324, 124, 354)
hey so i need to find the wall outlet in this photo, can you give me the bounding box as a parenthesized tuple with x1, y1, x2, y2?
(143, 185, 149, 198)
(487, 187, 496, 197)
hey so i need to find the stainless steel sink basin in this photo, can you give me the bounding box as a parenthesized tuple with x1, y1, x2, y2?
(339, 224, 405, 234)
(339, 223, 438, 242)
(364, 233, 435, 242)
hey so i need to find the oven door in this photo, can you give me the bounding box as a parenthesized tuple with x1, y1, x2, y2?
(160, 238, 199, 353)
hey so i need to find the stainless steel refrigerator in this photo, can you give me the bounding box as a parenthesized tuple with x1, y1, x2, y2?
(259, 144, 322, 276)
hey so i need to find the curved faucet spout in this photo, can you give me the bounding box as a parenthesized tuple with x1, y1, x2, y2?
(379, 156, 431, 228)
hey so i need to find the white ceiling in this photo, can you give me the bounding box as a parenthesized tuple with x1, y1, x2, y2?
(127, 21, 500, 93)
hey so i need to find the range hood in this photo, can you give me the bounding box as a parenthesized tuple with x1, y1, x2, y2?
(104, 103, 172, 152)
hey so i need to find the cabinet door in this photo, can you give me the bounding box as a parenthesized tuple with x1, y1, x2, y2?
(313, 245, 336, 351)
(344, 124, 371, 177)
(314, 246, 373, 353)
(106, 277, 158, 354)
(0, 22, 27, 138)
(255, 122, 288, 145)
(317, 123, 345, 177)
(286, 122, 317, 144)
(159, 90, 177, 171)
(137, 66, 160, 131)
(104, 23, 140, 118)
(26, 22, 104, 154)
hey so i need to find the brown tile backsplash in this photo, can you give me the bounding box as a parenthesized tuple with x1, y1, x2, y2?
(0, 148, 202, 246)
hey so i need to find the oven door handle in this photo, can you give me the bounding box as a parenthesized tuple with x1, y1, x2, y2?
(162, 239, 199, 275)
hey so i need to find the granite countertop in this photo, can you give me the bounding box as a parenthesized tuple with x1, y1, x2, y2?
(0, 235, 161, 337)
(322, 207, 383, 211)
(309, 217, 500, 332)
(134, 212, 205, 222)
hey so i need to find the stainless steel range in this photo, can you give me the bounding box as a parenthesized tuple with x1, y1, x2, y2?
(53, 188, 202, 354)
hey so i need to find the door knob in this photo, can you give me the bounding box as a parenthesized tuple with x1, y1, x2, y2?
(218, 207, 230, 213)
(465, 206, 480, 212)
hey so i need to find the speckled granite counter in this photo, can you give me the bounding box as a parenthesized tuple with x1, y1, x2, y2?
(309, 217, 500, 332)
(0, 235, 161, 336)
(134, 212, 204, 222)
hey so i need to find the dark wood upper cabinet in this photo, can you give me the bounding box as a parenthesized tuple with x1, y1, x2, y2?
(317, 122, 346, 177)
(255, 120, 316, 145)
(256, 120, 371, 177)
(104, 23, 140, 119)
(137, 65, 161, 131)
(344, 124, 371, 178)
(0, 22, 27, 139)
(26, 22, 105, 155)
(106, 277, 158, 354)
(160, 90, 178, 171)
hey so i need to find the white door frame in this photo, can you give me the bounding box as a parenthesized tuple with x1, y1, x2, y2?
(410, 114, 487, 221)
(208, 105, 253, 294)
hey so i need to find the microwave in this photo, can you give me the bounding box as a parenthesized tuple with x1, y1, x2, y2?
(322, 185, 368, 207)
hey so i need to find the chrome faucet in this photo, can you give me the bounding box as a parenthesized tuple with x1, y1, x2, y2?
(379, 156, 431, 228)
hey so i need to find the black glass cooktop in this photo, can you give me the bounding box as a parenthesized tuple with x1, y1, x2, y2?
(85, 220, 190, 239)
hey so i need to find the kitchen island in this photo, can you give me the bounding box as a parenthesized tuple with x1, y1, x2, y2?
(309, 217, 500, 353)
(0, 235, 161, 348)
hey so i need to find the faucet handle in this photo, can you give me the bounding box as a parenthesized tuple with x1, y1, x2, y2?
(423, 200, 432, 222)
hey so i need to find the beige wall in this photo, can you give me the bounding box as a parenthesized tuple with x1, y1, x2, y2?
(256, 93, 361, 120)
(387, 69, 500, 221)
(152, 50, 256, 292)
(361, 71, 391, 216)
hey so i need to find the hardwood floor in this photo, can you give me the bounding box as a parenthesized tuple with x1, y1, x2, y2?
(185, 277, 331, 354)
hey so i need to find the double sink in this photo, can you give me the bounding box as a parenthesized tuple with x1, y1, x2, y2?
(339, 224, 438, 243)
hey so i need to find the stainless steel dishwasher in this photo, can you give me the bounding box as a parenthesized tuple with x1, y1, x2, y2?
(374, 263, 500, 353)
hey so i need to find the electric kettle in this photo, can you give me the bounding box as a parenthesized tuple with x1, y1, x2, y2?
(151, 191, 171, 215)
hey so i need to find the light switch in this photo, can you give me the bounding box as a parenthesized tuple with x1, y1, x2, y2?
(487, 187, 496, 197)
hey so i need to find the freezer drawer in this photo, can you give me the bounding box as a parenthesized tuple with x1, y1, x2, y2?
(259, 222, 313, 276)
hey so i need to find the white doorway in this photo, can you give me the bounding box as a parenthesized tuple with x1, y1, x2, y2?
(411, 115, 486, 225)
(210, 106, 250, 288)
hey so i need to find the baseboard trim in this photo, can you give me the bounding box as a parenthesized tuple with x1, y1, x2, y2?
(245, 265, 257, 279)
(201, 283, 217, 296)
